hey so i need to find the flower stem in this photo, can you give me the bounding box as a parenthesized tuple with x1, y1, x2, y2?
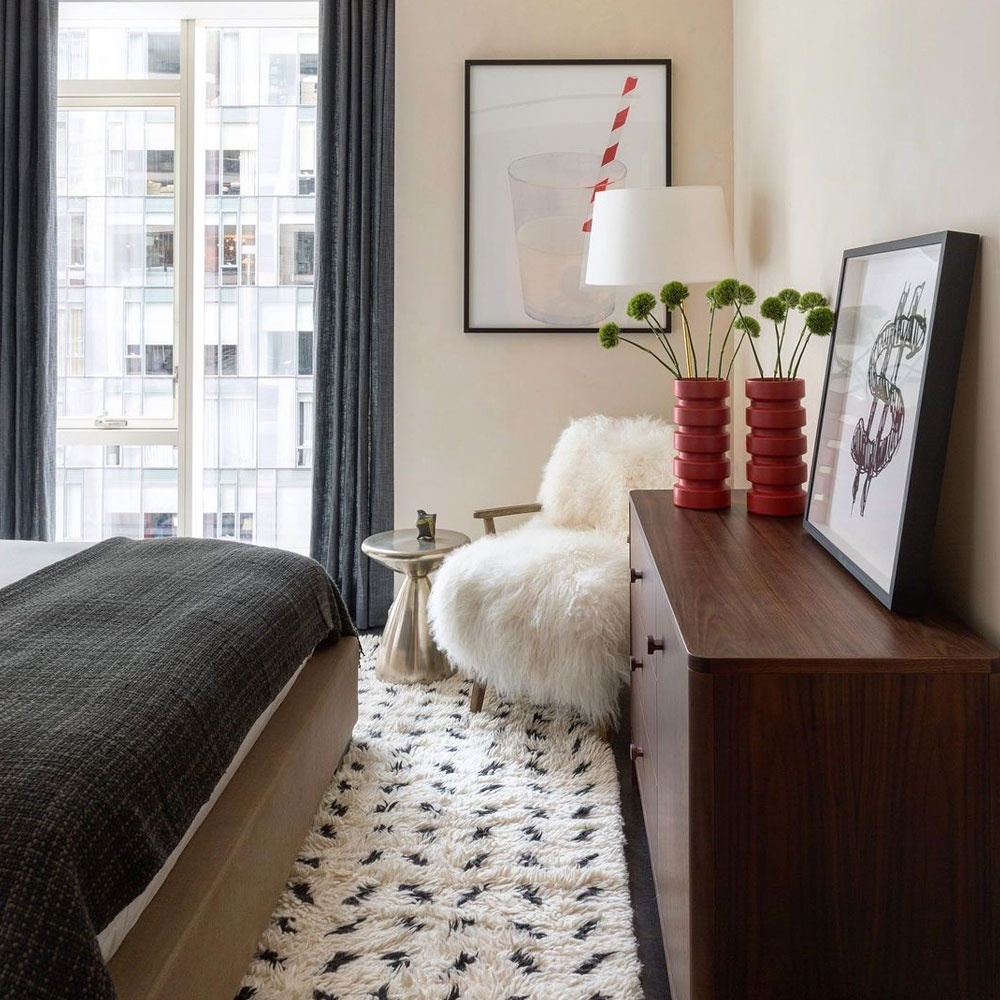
(735, 303, 765, 377)
(706, 306, 716, 378)
(776, 314, 789, 378)
(647, 316, 682, 374)
(679, 303, 698, 377)
(724, 331, 746, 380)
(789, 332, 812, 378)
(621, 335, 681, 378)
(786, 319, 809, 379)
(714, 315, 738, 378)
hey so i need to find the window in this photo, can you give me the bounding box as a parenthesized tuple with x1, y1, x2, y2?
(147, 33, 180, 76)
(279, 224, 314, 284)
(68, 211, 85, 282)
(296, 397, 312, 468)
(56, 8, 319, 555)
(146, 149, 174, 194)
(298, 330, 313, 375)
(146, 225, 174, 272)
(297, 121, 315, 194)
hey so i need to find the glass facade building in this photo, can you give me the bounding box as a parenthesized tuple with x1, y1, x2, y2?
(55, 23, 318, 554)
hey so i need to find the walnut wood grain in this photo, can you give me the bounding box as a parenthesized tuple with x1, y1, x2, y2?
(629, 490, 999, 1000)
(631, 490, 997, 673)
(712, 672, 989, 999)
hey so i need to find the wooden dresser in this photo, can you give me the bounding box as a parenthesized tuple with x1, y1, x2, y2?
(628, 490, 999, 1000)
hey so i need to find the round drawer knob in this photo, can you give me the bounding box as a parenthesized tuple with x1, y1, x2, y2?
(630, 568, 643, 582)
(630, 656, 642, 672)
(647, 635, 665, 655)
(629, 743, 644, 762)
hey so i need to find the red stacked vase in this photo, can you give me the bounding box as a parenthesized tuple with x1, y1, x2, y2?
(744, 377, 808, 516)
(672, 378, 731, 510)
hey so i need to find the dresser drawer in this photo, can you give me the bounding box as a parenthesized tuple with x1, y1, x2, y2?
(629, 508, 658, 638)
(630, 679, 657, 834)
(630, 597, 658, 772)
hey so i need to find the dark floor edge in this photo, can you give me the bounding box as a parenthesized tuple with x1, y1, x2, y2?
(612, 690, 671, 999)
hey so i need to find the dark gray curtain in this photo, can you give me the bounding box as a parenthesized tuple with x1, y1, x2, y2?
(0, 0, 57, 540)
(311, 0, 394, 628)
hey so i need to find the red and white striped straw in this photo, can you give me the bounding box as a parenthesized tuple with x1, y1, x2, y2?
(582, 74, 638, 233)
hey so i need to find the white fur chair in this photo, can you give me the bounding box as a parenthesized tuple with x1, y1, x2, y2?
(427, 414, 673, 730)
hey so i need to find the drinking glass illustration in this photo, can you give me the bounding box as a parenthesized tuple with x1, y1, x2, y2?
(508, 152, 627, 326)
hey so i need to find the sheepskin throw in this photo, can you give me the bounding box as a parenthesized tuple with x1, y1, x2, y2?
(427, 414, 673, 725)
(536, 413, 674, 541)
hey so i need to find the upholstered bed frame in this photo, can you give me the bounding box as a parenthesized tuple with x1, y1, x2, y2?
(108, 635, 360, 1000)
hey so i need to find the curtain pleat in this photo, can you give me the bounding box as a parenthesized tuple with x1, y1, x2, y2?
(0, 0, 58, 540)
(311, 0, 394, 628)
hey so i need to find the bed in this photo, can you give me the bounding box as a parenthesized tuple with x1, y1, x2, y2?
(0, 537, 360, 1000)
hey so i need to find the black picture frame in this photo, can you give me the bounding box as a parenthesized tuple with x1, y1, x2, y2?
(464, 58, 671, 333)
(804, 230, 979, 614)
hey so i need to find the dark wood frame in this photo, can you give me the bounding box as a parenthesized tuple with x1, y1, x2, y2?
(464, 58, 671, 333)
(804, 230, 979, 614)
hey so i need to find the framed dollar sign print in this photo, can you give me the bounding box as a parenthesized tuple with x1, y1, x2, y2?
(804, 231, 979, 614)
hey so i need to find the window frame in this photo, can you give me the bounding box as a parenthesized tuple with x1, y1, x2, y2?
(56, 6, 319, 544)
(57, 28, 198, 534)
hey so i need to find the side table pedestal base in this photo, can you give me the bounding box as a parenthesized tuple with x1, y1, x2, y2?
(376, 573, 453, 683)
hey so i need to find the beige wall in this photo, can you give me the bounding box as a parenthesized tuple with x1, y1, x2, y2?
(395, 0, 734, 539)
(733, 0, 1000, 641)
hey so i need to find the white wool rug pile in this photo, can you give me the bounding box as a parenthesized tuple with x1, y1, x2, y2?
(236, 635, 643, 1000)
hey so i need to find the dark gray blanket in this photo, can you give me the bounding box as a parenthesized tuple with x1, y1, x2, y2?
(0, 537, 355, 999)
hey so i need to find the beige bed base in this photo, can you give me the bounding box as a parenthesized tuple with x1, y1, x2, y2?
(108, 635, 360, 1000)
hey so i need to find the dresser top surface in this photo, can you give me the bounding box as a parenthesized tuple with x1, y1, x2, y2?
(631, 490, 999, 673)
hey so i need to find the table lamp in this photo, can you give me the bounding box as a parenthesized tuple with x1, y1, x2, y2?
(583, 185, 736, 286)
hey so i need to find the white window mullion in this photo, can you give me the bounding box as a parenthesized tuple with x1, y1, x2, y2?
(176, 19, 203, 538)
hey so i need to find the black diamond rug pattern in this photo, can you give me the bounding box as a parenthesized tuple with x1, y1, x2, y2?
(237, 635, 642, 999)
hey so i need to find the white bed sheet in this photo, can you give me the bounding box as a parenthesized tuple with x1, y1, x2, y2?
(0, 540, 306, 962)
(0, 539, 94, 588)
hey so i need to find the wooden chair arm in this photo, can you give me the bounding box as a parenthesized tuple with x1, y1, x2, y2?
(473, 502, 542, 535)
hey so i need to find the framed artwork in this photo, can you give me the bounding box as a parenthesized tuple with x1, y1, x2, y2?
(804, 230, 979, 614)
(464, 59, 671, 333)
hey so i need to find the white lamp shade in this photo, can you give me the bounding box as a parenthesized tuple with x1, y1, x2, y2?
(584, 185, 736, 286)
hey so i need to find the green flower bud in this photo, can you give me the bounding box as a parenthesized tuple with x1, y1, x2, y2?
(805, 306, 835, 336)
(777, 288, 801, 308)
(798, 291, 828, 311)
(627, 292, 658, 321)
(760, 296, 787, 323)
(735, 316, 761, 338)
(711, 278, 739, 307)
(736, 283, 756, 306)
(598, 321, 621, 348)
(659, 281, 689, 310)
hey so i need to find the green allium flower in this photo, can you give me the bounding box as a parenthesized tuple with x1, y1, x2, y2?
(805, 306, 835, 336)
(777, 288, 801, 308)
(705, 287, 719, 308)
(798, 291, 828, 311)
(598, 321, 621, 349)
(627, 292, 658, 321)
(736, 283, 756, 306)
(760, 296, 787, 323)
(735, 316, 761, 338)
(711, 278, 739, 307)
(659, 281, 689, 310)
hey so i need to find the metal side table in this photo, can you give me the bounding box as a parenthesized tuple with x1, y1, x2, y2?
(361, 528, 470, 683)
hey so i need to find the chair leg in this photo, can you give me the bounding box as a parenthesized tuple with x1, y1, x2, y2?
(470, 681, 486, 713)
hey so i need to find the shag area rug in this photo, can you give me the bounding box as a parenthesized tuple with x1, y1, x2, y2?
(237, 635, 642, 1000)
